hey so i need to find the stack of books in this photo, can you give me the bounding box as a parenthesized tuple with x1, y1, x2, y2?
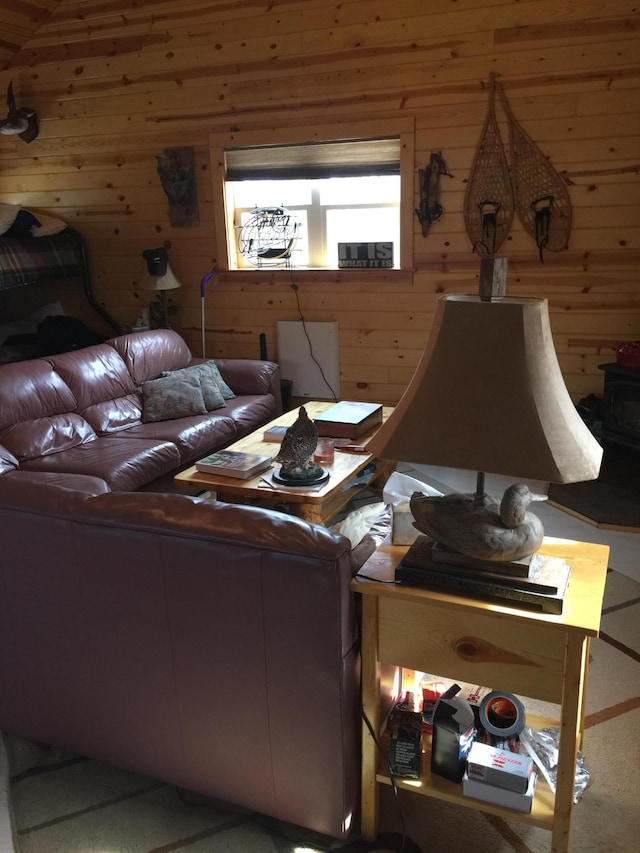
(263, 424, 289, 443)
(462, 741, 537, 813)
(314, 401, 382, 439)
(397, 546, 571, 614)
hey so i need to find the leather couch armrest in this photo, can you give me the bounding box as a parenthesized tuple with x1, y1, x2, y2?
(213, 359, 281, 403)
(349, 533, 377, 575)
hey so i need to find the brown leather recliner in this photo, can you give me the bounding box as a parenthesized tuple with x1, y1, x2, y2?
(0, 473, 374, 840)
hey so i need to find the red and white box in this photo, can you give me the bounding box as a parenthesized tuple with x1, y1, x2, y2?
(466, 741, 534, 794)
(463, 770, 537, 813)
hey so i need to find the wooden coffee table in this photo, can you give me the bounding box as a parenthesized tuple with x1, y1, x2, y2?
(175, 400, 395, 525)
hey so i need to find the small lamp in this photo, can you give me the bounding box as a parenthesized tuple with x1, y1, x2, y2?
(138, 248, 181, 329)
(368, 258, 603, 568)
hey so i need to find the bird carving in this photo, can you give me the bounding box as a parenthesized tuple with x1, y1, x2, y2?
(0, 82, 39, 143)
(275, 406, 318, 477)
(410, 483, 548, 562)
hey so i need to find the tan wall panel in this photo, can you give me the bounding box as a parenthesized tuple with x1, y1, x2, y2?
(0, 0, 639, 406)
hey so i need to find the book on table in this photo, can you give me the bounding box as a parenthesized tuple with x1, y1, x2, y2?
(396, 546, 571, 614)
(314, 401, 383, 439)
(263, 424, 289, 443)
(195, 450, 273, 479)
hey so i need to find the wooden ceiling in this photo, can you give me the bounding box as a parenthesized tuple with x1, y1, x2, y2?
(0, 0, 61, 68)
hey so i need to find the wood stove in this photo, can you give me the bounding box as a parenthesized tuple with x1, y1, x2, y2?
(599, 362, 640, 452)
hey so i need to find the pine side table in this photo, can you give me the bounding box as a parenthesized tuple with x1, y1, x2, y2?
(351, 537, 609, 853)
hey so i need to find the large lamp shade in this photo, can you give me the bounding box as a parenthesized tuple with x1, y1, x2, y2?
(368, 294, 602, 485)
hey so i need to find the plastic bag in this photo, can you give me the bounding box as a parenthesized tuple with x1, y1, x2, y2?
(519, 725, 591, 802)
(382, 471, 443, 545)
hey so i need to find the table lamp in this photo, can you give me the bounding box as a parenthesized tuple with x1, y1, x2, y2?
(138, 247, 181, 329)
(368, 258, 603, 570)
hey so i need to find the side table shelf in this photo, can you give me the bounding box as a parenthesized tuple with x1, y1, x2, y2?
(374, 712, 556, 829)
(351, 537, 609, 853)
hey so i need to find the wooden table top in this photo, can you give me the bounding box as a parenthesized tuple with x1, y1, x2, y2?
(175, 400, 394, 506)
(351, 536, 610, 637)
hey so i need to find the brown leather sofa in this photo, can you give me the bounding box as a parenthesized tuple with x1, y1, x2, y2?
(0, 473, 373, 840)
(0, 328, 281, 492)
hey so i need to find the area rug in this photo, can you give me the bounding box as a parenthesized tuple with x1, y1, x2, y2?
(548, 448, 640, 530)
(2, 567, 640, 853)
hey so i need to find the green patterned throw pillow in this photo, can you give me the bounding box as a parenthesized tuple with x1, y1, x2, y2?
(160, 362, 228, 410)
(141, 373, 208, 422)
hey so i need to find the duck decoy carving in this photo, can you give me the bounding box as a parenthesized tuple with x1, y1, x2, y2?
(0, 81, 39, 143)
(410, 483, 548, 563)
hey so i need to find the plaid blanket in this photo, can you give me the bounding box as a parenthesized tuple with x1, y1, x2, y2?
(0, 229, 86, 290)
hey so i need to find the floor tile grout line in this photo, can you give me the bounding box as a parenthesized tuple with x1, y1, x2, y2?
(17, 781, 167, 836)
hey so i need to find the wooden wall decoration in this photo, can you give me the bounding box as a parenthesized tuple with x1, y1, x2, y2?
(496, 82, 572, 262)
(415, 151, 451, 237)
(155, 147, 199, 228)
(463, 75, 514, 257)
(465, 75, 573, 262)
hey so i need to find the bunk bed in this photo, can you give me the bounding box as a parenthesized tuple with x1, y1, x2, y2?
(0, 215, 121, 364)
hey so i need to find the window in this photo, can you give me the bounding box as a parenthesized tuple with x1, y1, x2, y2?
(210, 119, 415, 271)
(231, 174, 400, 269)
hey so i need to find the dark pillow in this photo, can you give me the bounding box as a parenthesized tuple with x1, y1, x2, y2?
(5, 209, 41, 238)
(36, 315, 104, 354)
(161, 363, 226, 411)
(141, 373, 207, 422)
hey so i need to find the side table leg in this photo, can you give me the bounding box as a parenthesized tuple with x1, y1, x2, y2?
(360, 595, 380, 841)
(552, 635, 588, 853)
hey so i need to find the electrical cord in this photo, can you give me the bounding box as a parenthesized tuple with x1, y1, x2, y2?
(289, 269, 339, 402)
(355, 571, 401, 584)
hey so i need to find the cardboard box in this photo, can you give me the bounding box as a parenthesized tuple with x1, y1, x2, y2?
(463, 770, 537, 813)
(388, 708, 422, 778)
(391, 503, 420, 545)
(430, 690, 475, 783)
(467, 741, 534, 793)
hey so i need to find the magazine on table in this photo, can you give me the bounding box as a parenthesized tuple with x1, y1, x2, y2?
(195, 450, 273, 479)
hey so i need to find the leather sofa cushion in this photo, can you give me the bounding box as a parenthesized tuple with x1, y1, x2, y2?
(0, 443, 19, 474)
(211, 358, 274, 396)
(81, 394, 143, 435)
(20, 435, 181, 491)
(220, 395, 282, 439)
(49, 345, 137, 409)
(49, 345, 142, 435)
(108, 328, 192, 384)
(1, 413, 95, 461)
(117, 414, 238, 465)
(0, 470, 111, 496)
(0, 358, 77, 431)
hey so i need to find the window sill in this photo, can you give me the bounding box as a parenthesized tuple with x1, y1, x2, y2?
(217, 268, 414, 285)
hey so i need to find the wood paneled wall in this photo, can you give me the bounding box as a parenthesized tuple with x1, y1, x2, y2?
(1, 0, 639, 404)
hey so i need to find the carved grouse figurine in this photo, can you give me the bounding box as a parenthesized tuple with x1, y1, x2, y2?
(275, 406, 318, 477)
(410, 483, 548, 562)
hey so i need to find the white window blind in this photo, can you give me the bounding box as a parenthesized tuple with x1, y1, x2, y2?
(225, 137, 401, 181)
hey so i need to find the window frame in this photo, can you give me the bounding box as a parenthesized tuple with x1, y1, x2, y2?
(209, 117, 415, 273)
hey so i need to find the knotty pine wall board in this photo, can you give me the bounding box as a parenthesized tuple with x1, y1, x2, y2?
(1, 0, 639, 404)
(0, 0, 58, 66)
